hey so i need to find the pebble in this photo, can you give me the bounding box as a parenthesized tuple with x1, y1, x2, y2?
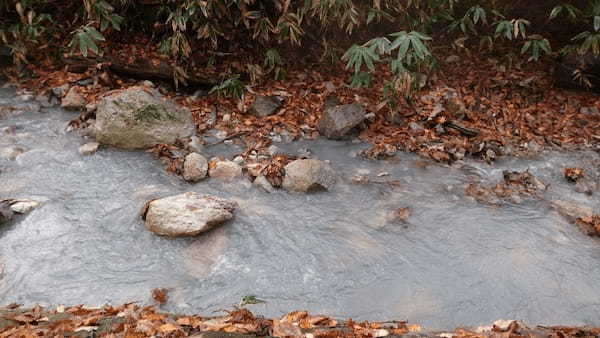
(79, 142, 99, 156)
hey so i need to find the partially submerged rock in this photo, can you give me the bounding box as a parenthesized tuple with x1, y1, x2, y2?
(143, 192, 237, 237)
(182, 152, 208, 182)
(79, 142, 99, 156)
(94, 86, 195, 149)
(61, 86, 87, 110)
(317, 104, 366, 139)
(249, 95, 282, 117)
(209, 159, 242, 181)
(9, 199, 40, 214)
(0, 199, 40, 223)
(282, 159, 336, 192)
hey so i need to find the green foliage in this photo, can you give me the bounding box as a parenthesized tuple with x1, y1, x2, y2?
(521, 35, 551, 61)
(209, 74, 245, 99)
(264, 48, 285, 80)
(349, 71, 372, 88)
(68, 25, 105, 57)
(239, 295, 266, 307)
(2, 0, 600, 86)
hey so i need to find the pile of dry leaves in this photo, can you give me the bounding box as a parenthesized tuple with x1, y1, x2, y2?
(1, 304, 599, 337)
(0, 304, 419, 338)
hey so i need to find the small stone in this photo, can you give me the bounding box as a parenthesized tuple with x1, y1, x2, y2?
(364, 112, 376, 122)
(9, 199, 40, 214)
(182, 153, 208, 182)
(254, 175, 274, 193)
(17, 93, 34, 102)
(209, 159, 243, 181)
(51, 84, 70, 98)
(282, 159, 337, 192)
(61, 86, 87, 110)
(233, 156, 244, 165)
(79, 142, 100, 155)
(271, 134, 282, 143)
(249, 95, 282, 117)
(215, 130, 228, 140)
(409, 122, 424, 131)
(317, 103, 366, 139)
(141, 80, 155, 88)
(85, 103, 97, 113)
(76, 78, 94, 86)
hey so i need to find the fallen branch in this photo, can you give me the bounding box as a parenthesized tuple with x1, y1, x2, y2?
(62, 55, 217, 87)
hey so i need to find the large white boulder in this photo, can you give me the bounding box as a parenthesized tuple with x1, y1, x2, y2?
(144, 192, 237, 237)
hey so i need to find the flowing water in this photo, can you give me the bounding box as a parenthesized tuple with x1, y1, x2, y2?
(1, 84, 600, 330)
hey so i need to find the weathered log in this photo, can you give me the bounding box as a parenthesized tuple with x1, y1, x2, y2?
(62, 55, 217, 87)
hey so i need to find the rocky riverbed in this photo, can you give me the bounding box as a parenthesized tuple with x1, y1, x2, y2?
(1, 82, 600, 331)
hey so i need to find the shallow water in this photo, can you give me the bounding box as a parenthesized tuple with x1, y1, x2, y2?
(1, 85, 600, 330)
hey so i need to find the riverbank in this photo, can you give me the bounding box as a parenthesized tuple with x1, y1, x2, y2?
(1, 303, 599, 337)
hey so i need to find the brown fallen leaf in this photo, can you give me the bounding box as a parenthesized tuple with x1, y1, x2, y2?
(151, 288, 168, 305)
(564, 167, 585, 182)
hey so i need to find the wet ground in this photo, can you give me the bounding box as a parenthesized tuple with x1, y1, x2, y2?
(1, 84, 600, 330)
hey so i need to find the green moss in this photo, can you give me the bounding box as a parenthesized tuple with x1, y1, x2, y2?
(133, 104, 178, 122)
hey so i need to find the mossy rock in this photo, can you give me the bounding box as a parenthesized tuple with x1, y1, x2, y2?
(95, 86, 194, 149)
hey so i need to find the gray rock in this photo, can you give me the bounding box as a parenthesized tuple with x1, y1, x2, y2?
(51, 84, 70, 98)
(249, 95, 282, 117)
(209, 159, 242, 181)
(94, 86, 195, 149)
(61, 86, 87, 110)
(144, 192, 237, 237)
(282, 159, 336, 192)
(183, 153, 208, 182)
(317, 104, 365, 139)
(232, 155, 244, 164)
(409, 122, 424, 131)
(254, 175, 274, 193)
(79, 142, 99, 156)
